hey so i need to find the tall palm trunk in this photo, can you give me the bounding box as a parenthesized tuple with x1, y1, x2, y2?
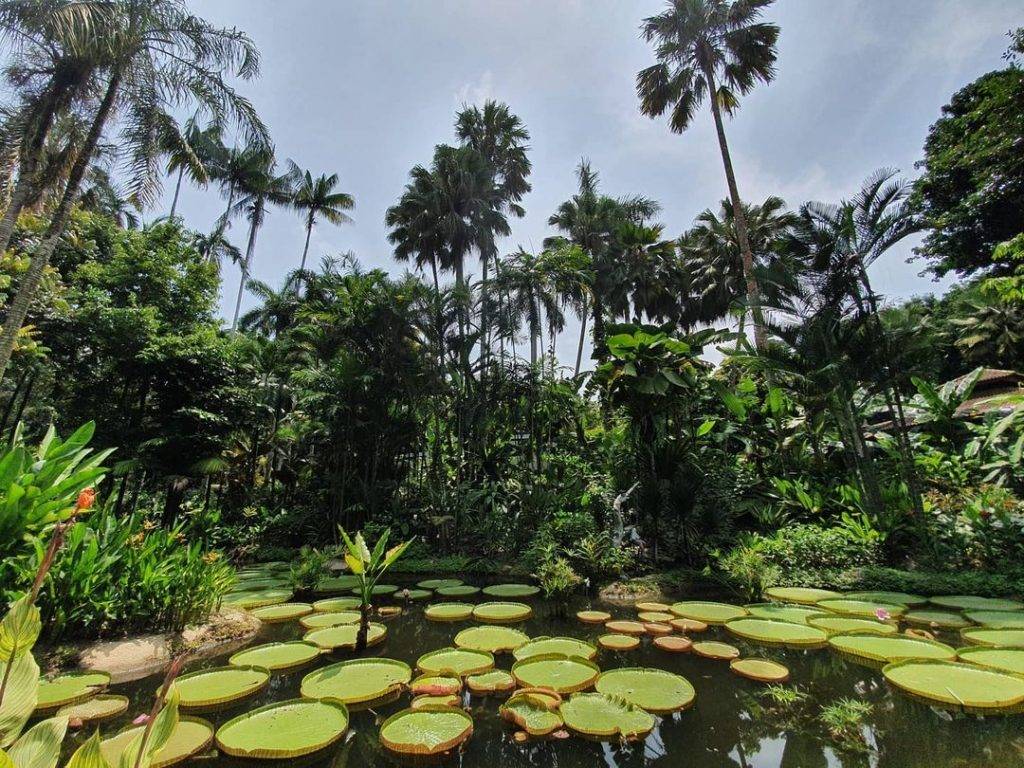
(703, 64, 766, 352)
(169, 167, 185, 218)
(295, 213, 314, 294)
(231, 203, 262, 331)
(574, 296, 588, 377)
(479, 256, 489, 370)
(0, 69, 122, 383)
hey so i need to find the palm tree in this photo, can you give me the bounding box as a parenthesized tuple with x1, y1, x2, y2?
(192, 225, 240, 274)
(228, 148, 295, 331)
(637, 0, 780, 351)
(78, 167, 139, 228)
(0, 0, 268, 381)
(498, 248, 563, 370)
(165, 115, 221, 219)
(287, 161, 354, 287)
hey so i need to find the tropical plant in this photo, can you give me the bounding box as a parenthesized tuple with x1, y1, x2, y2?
(338, 527, 412, 651)
(286, 161, 354, 284)
(637, 0, 780, 349)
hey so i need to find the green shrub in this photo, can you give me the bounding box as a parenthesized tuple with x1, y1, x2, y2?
(914, 485, 1024, 571)
(536, 555, 582, 600)
(846, 565, 1024, 598)
(289, 545, 331, 592)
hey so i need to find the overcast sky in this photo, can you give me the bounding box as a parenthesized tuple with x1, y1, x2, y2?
(160, 0, 1021, 368)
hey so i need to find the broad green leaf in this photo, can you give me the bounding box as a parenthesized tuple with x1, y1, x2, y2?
(353, 534, 371, 563)
(338, 529, 360, 561)
(0, 748, 14, 768)
(65, 731, 110, 768)
(0, 599, 42, 662)
(382, 540, 411, 570)
(344, 553, 363, 575)
(0, 652, 40, 747)
(696, 419, 716, 437)
(118, 689, 179, 768)
(767, 387, 784, 415)
(7, 717, 67, 768)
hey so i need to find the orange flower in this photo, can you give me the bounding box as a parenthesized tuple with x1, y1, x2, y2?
(76, 487, 96, 511)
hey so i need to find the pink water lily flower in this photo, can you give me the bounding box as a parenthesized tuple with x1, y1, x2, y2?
(132, 713, 151, 725)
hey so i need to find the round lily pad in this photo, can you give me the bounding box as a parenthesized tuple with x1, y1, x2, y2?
(964, 610, 1024, 628)
(397, 588, 432, 601)
(808, 616, 897, 635)
(299, 611, 360, 629)
(956, 646, 1024, 675)
(454, 626, 530, 653)
(514, 636, 598, 661)
(417, 579, 462, 590)
(637, 611, 674, 623)
(312, 596, 361, 612)
(250, 603, 313, 623)
(216, 698, 349, 759)
(669, 617, 708, 633)
(300, 658, 412, 704)
(828, 633, 956, 667)
(224, 589, 292, 609)
(411, 694, 460, 709)
(598, 634, 639, 651)
(730, 658, 790, 683)
(482, 583, 540, 598)
(229, 642, 321, 671)
(670, 601, 747, 624)
(644, 622, 672, 636)
(233, 577, 291, 590)
(436, 585, 481, 597)
(379, 706, 473, 756)
(816, 598, 906, 618)
(101, 717, 214, 768)
(314, 576, 360, 593)
(745, 603, 828, 624)
(425, 603, 475, 622)
(604, 620, 647, 636)
(511, 653, 600, 694)
(692, 641, 740, 661)
(577, 610, 611, 624)
(500, 689, 563, 736)
(595, 667, 695, 713)
(472, 602, 532, 623)
(902, 609, 971, 629)
(57, 694, 128, 723)
(930, 595, 1023, 612)
(764, 587, 841, 605)
(654, 636, 692, 653)
(36, 671, 110, 711)
(466, 669, 515, 694)
(559, 693, 654, 740)
(410, 675, 462, 696)
(725, 618, 828, 648)
(882, 659, 1024, 714)
(635, 601, 671, 612)
(417, 647, 494, 677)
(845, 591, 928, 606)
(171, 666, 269, 710)
(349, 584, 398, 597)
(303, 622, 387, 651)
(960, 628, 1024, 647)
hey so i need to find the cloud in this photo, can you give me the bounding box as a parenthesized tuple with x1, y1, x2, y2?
(455, 70, 495, 106)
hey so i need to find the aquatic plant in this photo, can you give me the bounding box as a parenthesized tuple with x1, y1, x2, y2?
(818, 698, 873, 752)
(338, 528, 413, 652)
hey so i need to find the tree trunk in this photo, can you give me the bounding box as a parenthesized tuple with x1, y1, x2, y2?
(574, 298, 588, 377)
(355, 599, 370, 652)
(296, 213, 313, 293)
(479, 255, 490, 370)
(231, 205, 261, 331)
(169, 167, 185, 219)
(0, 69, 122, 384)
(703, 65, 766, 352)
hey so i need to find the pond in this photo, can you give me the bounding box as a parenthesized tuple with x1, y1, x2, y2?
(60, 579, 1024, 768)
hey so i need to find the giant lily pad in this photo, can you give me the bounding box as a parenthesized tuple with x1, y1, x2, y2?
(960, 628, 1024, 647)
(101, 717, 214, 768)
(397, 588, 432, 601)
(299, 611, 360, 629)
(669, 618, 708, 633)
(412, 694, 460, 709)
(513, 636, 598, 661)
(482, 583, 540, 598)
(903, 610, 971, 629)
(808, 616, 897, 635)
(637, 611, 674, 623)
(379, 706, 473, 756)
(349, 584, 398, 597)
(250, 603, 313, 623)
(36, 671, 110, 711)
(828, 634, 956, 667)
(511, 653, 600, 694)
(956, 646, 1024, 675)
(930, 595, 1023, 612)
(744, 603, 829, 624)
(725, 618, 828, 648)
(436, 585, 481, 597)
(670, 601, 747, 625)
(232, 577, 290, 591)
(653, 636, 692, 653)
(171, 666, 269, 710)
(594, 667, 695, 713)
(224, 589, 292, 609)
(300, 658, 411, 704)
(312, 596, 361, 612)
(730, 658, 790, 683)
(845, 591, 927, 606)
(410, 675, 462, 696)
(216, 699, 348, 759)
(576, 610, 611, 625)
(417, 647, 494, 677)
(454, 626, 529, 653)
(816, 598, 906, 618)
(964, 610, 1024, 628)
(500, 689, 563, 735)
(882, 659, 1024, 714)
(314, 576, 360, 593)
(418, 579, 462, 590)
(472, 602, 532, 623)
(603, 620, 647, 636)
(559, 693, 654, 740)
(466, 670, 516, 694)
(764, 587, 840, 605)
(303, 622, 386, 650)
(57, 694, 128, 724)
(692, 641, 740, 661)
(635, 601, 671, 612)
(425, 603, 474, 622)
(598, 634, 639, 651)
(229, 642, 321, 671)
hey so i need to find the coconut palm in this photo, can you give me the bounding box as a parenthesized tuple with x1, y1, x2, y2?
(287, 161, 354, 285)
(0, 0, 268, 381)
(637, 0, 780, 350)
(192, 225, 240, 274)
(166, 116, 221, 219)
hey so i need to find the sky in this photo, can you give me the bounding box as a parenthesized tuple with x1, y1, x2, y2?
(160, 0, 1021, 368)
